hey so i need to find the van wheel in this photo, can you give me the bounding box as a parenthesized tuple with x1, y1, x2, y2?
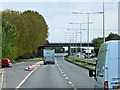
(44, 62, 47, 65)
(52, 62, 55, 65)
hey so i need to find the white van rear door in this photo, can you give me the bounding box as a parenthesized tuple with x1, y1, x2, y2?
(107, 41, 120, 89)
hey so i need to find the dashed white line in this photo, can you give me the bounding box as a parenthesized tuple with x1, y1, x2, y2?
(66, 77, 68, 80)
(55, 60, 77, 90)
(69, 81, 72, 84)
(72, 85, 74, 87)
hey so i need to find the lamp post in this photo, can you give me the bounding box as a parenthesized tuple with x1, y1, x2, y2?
(67, 28, 78, 55)
(72, 11, 104, 59)
(73, 0, 105, 42)
(65, 32, 75, 55)
(103, 0, 105, 42)
(69, 22, 86, 57)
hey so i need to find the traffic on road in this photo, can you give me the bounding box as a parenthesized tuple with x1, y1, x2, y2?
(1, 1, 119, 90)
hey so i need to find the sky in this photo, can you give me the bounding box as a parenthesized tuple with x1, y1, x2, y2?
(0, 0, 119, 43)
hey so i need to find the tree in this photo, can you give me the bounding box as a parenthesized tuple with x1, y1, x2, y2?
(2, 9, 48, 59)
(2, 19, 16, 59)
(0, 11, 2, 59)
(92, 37, 103, 56)
(106, 32, 120, 41)
(92, 33, 120, 56)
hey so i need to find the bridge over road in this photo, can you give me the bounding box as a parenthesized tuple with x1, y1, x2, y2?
(39, 43, 94, 56)
(44, 43, 93, 47)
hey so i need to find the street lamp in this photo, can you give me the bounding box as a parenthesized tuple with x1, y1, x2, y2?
(69, 22, 86, 57)
(67, 28, 78, 55)
(72, 11, 105, 59)
(65, 32, 75, 55)
(73, 0, 105, 42)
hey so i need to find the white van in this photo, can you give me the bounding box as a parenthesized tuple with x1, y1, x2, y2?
(43, 49, 55, 65)
(89, 40, 120, 90)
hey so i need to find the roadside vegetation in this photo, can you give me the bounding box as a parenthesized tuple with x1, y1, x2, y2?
(65, 32, 120, 70)
(16, 58, 43, 62)
(11, 58, 43, 64)
(1, 9, 48, 63)
(65, 56, 96, 70)
(92, 33, 120, 56)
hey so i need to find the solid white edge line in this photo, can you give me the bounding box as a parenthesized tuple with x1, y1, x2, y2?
(15, 64, 40, 89)
(0, 69, 4, 90)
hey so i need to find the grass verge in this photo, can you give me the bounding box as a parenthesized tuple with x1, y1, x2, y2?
(65, 56, 96, 70)
(12, 58, 43, 64)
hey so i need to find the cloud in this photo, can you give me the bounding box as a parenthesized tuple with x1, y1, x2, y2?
(1, 1, 118, 43)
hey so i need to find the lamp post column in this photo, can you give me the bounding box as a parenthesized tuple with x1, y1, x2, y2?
(87, 13, 90, 59)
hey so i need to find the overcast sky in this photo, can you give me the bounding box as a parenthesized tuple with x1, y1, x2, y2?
(1, 0, 119, 43)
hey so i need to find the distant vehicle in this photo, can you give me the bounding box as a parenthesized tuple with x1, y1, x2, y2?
(89, 40, 120, 90)
(1, 58, 13, 68)
(76, 52, 85, 58)
(43, 49, 55, 65)
(84, 53, 91, 59)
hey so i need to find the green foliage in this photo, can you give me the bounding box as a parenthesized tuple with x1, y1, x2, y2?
(66, 56, 96, 70)
(92, 32, 120, 56)
(106, 32, 120, 41)
(2, 19, 16, 59)
(16, 57, 43, 62)
(0, 11, 2, 59)
(2, 9, 48, 59)
(92, 37, 103, 56)
(55, 47, 65, 53)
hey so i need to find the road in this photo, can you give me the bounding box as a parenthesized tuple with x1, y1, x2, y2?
(3, 62, 38, 88)
(19, 56, 96, 89)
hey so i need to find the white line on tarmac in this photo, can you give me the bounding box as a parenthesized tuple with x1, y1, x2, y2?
(55, 59, 77, 90)
(0, 69, 4, 90)
(15, 64, 40, 89)
(63, 74, 65, 77)
(68, 81, 72, 84)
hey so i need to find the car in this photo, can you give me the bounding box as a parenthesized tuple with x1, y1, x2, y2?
(89, 40, 120, 90)
(1, 58, 13, 68)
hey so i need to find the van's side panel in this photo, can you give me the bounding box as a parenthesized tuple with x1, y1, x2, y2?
(95, 43, 108, 88)
(95, 40, 120, 89)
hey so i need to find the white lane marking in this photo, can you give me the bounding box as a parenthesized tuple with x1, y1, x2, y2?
(69, 81, 72, 84)
(55, 59, 77, 90)
(73, 87, 78, 90)
(15, 64, 40, 89)
(61, 71, 64, 74)
(72, 85, 74, 87)
(0, 69, 4, 89)
(59, 68, 62, 71)
(66, 77, 68, 80)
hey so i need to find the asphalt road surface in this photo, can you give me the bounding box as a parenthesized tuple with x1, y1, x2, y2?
(20, 56, 96, 89)
(3, 62, 37, 88)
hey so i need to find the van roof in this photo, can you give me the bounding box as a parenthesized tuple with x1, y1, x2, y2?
(105, 40, 120, 58)
(105, 40, 120, 43)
